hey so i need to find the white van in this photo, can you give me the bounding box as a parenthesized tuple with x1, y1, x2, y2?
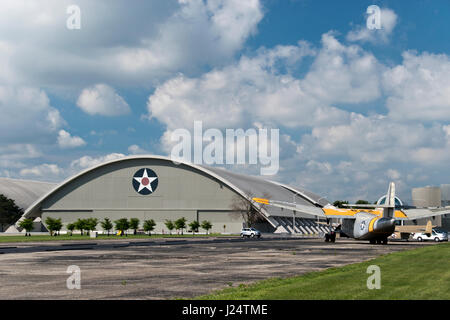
(413, 228, 448, 242)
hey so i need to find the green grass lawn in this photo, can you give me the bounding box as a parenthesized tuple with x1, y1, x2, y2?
(0, 233, 234, 243)
(197, 242, 450, 300)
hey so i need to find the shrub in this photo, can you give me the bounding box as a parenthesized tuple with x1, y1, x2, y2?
(18, 218, 34, 236)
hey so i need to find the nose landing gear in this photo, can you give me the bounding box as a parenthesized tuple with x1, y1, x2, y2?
(370, 238, 388, 245)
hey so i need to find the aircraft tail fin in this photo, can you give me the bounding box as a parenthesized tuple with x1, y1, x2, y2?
(425, 220, 433, 234)
(383, 182, 395, 218)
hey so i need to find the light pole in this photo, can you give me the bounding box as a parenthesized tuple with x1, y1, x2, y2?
(293, 194, 296, 233)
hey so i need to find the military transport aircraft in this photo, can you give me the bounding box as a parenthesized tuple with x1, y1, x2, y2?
(253, 182, 450, 244)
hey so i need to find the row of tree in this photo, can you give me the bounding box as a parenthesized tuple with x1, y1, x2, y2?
(163, 218, 212, 235)
(333, 200, 372, 208)
(17, 216, 213, 237)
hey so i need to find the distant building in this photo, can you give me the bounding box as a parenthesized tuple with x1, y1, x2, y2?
(440, 184, 450, 207)
(376, 195, 404, 207)
(411, 185, 450, 230)
(412, 186, 441, 208)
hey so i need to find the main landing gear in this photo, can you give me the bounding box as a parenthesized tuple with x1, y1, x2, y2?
(324, 231, 336, 242)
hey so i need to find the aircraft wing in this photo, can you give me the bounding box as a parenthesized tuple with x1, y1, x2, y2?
(252, 198, 358, 219)
(400, 207, 450, 220)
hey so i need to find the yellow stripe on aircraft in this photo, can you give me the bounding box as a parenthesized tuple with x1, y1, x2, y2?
(394, 210, 407, 218)
(253, 198, 269, 205)
(368, 217, 380, 232)
(252, 197, 408, 219)
(322, 208, 377, 216)
(323, 208, 408, 218)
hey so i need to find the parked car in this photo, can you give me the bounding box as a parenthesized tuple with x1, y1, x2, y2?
(413, 228, 448, 242)
(240, 227, 261, 238)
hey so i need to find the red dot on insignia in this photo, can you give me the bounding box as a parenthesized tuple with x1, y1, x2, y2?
(142, 177, 149, 186)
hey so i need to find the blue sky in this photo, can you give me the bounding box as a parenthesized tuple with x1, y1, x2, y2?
(1, 0, 449, 203)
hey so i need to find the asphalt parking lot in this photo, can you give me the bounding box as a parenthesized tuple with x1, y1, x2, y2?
(0, 238, 433, 299)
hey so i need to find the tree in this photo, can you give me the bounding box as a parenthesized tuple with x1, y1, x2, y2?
(67, 223, 76, 236)
(165, 219, 175, 235)
(230, 192, 265, 228)
(333, 200, 349, 208)
(54, 218, 63, 235)
(101, 218, 113, 236)
(143, 219, 156, 236)
(201, 220, 212, 235)
(18, 218, 34, 236)
(189, 220, 200, 235)
(129, 218, 140, 235)
(74, 218, 87, 235)
(0, 194, 23, 232)
(174, 217, 187, 235)
(85, 218, 98, 235)
(45, 217, 62, 236)
(114, 218, 129, 236)
(355, 200, 370, 209)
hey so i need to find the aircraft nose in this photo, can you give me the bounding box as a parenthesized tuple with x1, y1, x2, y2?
(374, 218, 396, 233)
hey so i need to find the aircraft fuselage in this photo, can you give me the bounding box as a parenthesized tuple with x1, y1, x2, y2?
(341, 212, 396, 242)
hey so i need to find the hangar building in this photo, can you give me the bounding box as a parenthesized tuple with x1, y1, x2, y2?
(10, 156, 331, 235)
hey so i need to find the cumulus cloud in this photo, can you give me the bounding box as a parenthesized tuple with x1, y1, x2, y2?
(0, 86, 65, 144)
(128, 145, 150, 155)
(147, 34, 383, 156)
(300, 32, 383, 105)
(0, 0, 264, 88)
(77, 84, 131, 116)
(274, 113, 450, 202)
(347, 8, 398, 44)
(20, 163, 63, 179)
(0, 144, 41, 161)
(57, 130, 86, 149)
(383, 51, 450, 121)
(70, 153, 126, 171)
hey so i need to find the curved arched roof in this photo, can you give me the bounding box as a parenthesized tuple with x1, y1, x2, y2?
(19, 155, 329, 222)
(0, 178, 56, 210)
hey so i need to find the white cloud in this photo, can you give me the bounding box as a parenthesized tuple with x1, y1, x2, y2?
(347, 8, 398, 44)
(115, 0, 263, 75)
(20, 163, 63, 179)
(0, 86, 65, 144)
(57, 130, 86, 149)
(274, 113, 450, 202)
(0, 0, 264, 88)
(0, 144, 41, 161)
(77, 84, 130, 116)
(387, 169, 401, 180)
(70, 153, 126, 170)
(300, 32, 383, 105)
(383, 51, 450, 121)
(128, 144, 150, 155)
(147, 34, 383, 156)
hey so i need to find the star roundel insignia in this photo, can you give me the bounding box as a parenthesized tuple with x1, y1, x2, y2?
(132, 168, 158, 195)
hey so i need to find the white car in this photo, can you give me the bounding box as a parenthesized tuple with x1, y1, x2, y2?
(240, 228, 261, 238)
(413, 228, 448, 242)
